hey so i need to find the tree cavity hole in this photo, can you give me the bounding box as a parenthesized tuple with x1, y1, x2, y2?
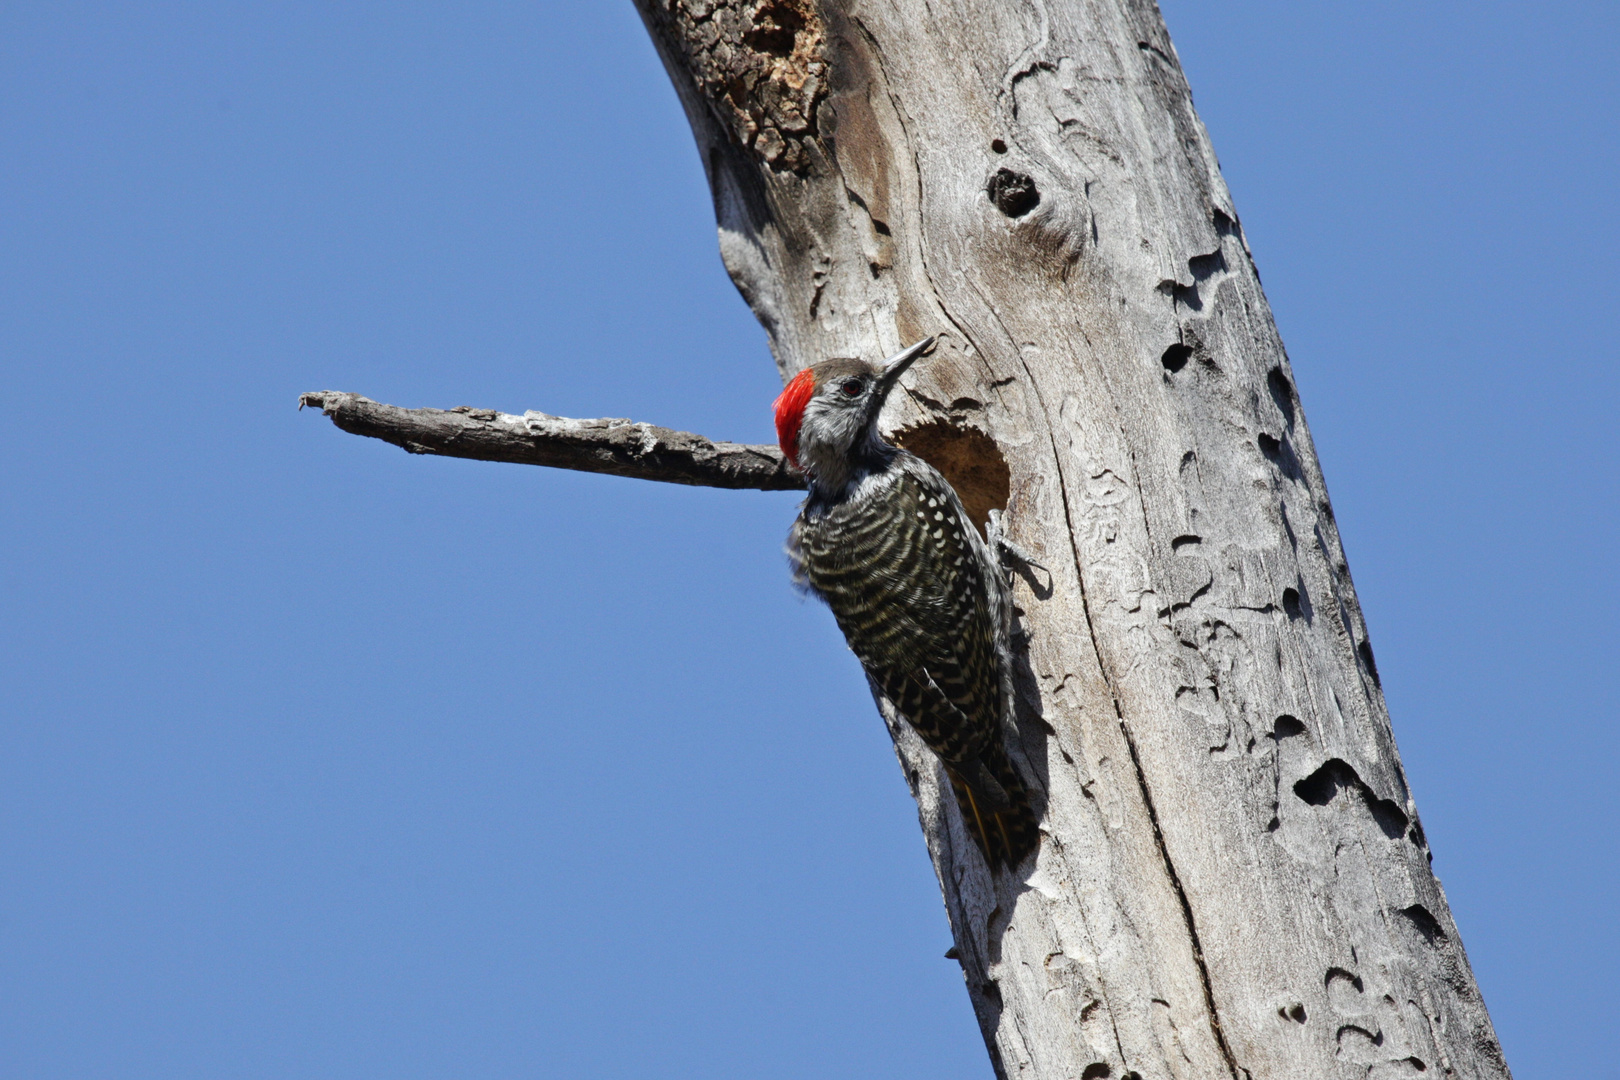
(892, 420, 1010, 540)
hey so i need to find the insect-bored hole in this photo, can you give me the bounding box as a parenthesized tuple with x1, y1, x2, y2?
(891, 420, 1010, 540)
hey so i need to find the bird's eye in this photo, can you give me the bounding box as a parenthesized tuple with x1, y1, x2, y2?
(840, 378, 865, 397)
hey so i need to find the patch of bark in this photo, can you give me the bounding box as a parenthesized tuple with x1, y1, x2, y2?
(642, 0, 827, 173)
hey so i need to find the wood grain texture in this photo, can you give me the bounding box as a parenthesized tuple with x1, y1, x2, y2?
(298, 391, 802, 491)
(632, 1, 1512, 1077)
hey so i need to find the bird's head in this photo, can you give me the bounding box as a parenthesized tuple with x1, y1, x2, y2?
(773, 337, 933, 491)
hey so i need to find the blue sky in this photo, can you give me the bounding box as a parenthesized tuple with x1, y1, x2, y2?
(1, 2, 1614, 1077)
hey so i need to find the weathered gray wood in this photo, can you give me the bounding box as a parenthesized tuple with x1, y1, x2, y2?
(298, 391, 802, 490)
(629, 2, 1511, 1078)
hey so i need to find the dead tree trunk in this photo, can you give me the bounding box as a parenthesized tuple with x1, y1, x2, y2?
(627, 2, 1509, 1078)
(303, 2, 1511, 1076)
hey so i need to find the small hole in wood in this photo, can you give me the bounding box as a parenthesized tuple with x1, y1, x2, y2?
(1267, 366, 1296, 426)
(1400, 904, 1446, 945)
(1272, 714, 1306, 740)
(1358, 640, 1381, 686)
(1282, 587, 1301, 619)
(987, 167, 1040, 217)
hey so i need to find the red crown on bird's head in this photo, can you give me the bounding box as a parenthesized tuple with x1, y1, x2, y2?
(772, 367, 816, 469)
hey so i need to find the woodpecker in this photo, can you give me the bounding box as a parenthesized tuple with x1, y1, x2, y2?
(774, 337, 1039, 870)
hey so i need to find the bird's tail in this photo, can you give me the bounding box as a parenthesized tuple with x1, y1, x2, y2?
(947, 741, 1040, 871)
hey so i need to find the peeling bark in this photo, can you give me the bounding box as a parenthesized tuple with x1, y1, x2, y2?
(637, 0, 830, 174)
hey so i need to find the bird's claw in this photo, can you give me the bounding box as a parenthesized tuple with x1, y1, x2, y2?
(987, 509, 1048, 573)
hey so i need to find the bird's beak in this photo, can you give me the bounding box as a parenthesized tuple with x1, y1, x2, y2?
(874, 336, 935, 405)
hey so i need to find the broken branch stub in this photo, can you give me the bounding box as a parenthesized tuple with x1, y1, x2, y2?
(298, 391, 803, 492)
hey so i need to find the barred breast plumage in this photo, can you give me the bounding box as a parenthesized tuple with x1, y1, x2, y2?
(790, 455, 1039, 869)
